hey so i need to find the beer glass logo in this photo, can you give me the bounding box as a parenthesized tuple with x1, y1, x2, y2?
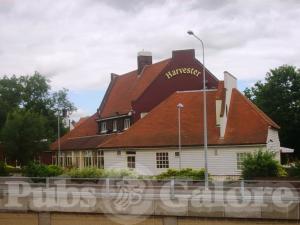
(100, 162, 153, 225)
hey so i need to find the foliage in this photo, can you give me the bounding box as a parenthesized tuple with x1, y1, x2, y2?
(65, 168, 138, 178)
(241, 150, 286, 179)
(0, 72, 76, 164)
(156, 168, 207, 180)
(288, 161, 300, 178)
(22, 162, 63, 177)
(244, 65, 300, 158)
(1, 110, 48, 165)
(0, 161, 9, 176)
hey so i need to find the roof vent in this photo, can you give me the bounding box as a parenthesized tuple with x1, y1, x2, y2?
(137, 51, 152, 75)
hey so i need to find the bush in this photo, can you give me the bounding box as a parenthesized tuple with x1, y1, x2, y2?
(65, 168, 137, 179)
(156, 168, 207, 180)
(23, 162, 63, 177)
(0, 161, 9, 176)
(288, 161, 300, 178)
(66, 167, 103, 178)
(241, 150, 286, 179)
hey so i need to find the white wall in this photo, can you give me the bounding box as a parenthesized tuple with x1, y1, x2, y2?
(101, 146, 265, 176)
(266, 127, 281, 161)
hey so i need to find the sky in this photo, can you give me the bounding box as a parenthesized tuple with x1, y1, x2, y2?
(1, 0, 300, 120)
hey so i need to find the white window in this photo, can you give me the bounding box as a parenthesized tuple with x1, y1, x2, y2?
(101, 122, 107, 133)
(236, 153, 247, 170)
(74, 152, 80, 168)
(156, 152, 169, 168)
(84, 151, 92, 167)
(113, 120, 117, 132)
(96, 150, 104, 169)
(124, 118, 130, 130)
(127, 151, 136, 169)
(65, 152, 72, 167)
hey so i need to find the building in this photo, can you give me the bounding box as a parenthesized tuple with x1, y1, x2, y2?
(50, 49, 281, 176)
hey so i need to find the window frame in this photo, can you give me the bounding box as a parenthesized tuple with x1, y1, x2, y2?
(124, 118, 130, 130)
(101, 121, 107, 133)
(156, 152, 169, 169)
(126, 151, 136, 169)
(113, 120, 118, 132)
(236, 152, 247, 170)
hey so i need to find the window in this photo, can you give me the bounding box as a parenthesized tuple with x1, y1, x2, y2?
(124, 118, 130, 130)
(84, 151, 92, 167)
(127, 151, 136, 169)
(74, 152, 80, 168)
(237, 153, 247, 170)
(65, 152, 72, 167)
(175, 152, 180, 157)
(52, 154, 57, 165)
(97, 150, 104, 169)
(156, 152, 169, 168)
(117, 150, 121, 156)
(113, 120, 117, 132)
(101, 122, 107, 133)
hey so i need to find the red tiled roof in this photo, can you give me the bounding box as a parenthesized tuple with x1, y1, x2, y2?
(99, 59, 171, 118)
(100, 88, 279, 148)
(51, 113, 99, 151)
(55, 134, 114, 151)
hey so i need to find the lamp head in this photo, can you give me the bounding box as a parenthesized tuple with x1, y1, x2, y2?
(177, 103, 184, 108)
(187, 30, 194, 35)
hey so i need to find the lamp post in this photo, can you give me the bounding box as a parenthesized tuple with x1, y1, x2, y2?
(57, 109, 61, 167)
(187, 30, 209, 188)
(177, 103, 184, 170)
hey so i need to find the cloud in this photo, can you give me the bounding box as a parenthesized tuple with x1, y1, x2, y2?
(0, 0, 299, 117)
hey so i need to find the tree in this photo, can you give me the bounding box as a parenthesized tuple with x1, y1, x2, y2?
(1, 110, 49, 166)
(0, 72, 76, 141)
(0, 72, 76, 165)
(244, 65, 300, 158)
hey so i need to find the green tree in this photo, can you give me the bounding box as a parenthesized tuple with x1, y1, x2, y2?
(0, 72, 76, 142)
(0, 72, 76, 165)
(0, 75, 22, 128)
(1, 110, 49, 166)
(244, 65, 300, 158)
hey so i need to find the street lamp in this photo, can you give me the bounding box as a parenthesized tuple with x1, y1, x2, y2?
(187, 30, 209, 188)
(177, 103, 184, 170)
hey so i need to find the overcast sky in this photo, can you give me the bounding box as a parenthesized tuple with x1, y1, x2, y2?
(1, 0, 300, 120)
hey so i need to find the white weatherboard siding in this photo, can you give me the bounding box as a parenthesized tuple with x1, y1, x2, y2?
(267, 127, 281, 161)
(101, 146, 265, 176)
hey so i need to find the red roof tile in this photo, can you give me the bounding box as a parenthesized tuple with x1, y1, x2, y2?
(51, 113, 99, 150)
(100, 89, 279, 148)
(99, 59, 170, 118)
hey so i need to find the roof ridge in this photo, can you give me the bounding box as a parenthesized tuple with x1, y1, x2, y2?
(233, 89, 280, 129)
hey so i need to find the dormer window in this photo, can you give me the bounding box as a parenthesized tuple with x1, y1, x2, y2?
(113, 120, 117, 132)
(124, 118, 130, 130)
(101, 121, 107, 133)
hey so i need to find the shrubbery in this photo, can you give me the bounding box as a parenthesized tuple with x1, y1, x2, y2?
(0, 161, 9, 176)
(155, 168, 206, 180)
(241, 150, 286, 179)
(288, 161, 300, 178)
(65, 167, 137, 178)
(23, 162, 63, 177)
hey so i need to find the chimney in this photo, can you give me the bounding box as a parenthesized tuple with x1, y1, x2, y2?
(219, 71, 237, 138)
(137, 51, 152, 74)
